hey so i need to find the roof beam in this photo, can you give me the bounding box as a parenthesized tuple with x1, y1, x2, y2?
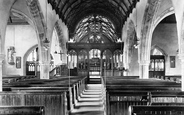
(63, 0, 83, 20)
(110, 0, 126, 16)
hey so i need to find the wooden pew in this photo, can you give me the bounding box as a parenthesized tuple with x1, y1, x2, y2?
(8, 86, 75, 112)
(3, 75, 37, 84)
(0, 106, 44, 115)
(151, 91, 184, 106)
(3, 75, 87, 115)
(104, 76, 139, 79)
(0, 91, 65, 115)
(129, 105, 184, 115)
(102, 76, 182, 115)
(3, 75, 87, 107)
(165, 75, 181, 83)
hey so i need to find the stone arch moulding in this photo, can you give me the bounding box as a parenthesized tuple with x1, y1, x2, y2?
(153, 7, 175, 32)
(151, 45, 168, 57)
(11, 8, 34, 26)
(178, 10, 184, 55)
(139, 0, 161, 79)
(54, 21, 66, 54)
(140, 0, 161, 62)
(26, 0, 46, 43)
(127, 20, 136, 64)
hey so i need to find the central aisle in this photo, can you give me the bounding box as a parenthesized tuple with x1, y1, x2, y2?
(70, 84, 105, 115)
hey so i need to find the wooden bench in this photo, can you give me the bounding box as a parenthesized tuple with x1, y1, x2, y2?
(3, 76, 87, 106)
(102, 76, 182, 115)
(165, 75, 181, 83)
(129, 105, 184, 115)
(104, 76, 139, 79)
(0, 106, 44, 115)
(3, 75, 88, 114)
(0, 91, 66, 115)
(3, 75, 37, 84)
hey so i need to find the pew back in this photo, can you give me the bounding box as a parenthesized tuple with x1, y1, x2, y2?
(0, 91, 66, 115)
(0, 106, 44, 115)
(130, 105, 184, 115)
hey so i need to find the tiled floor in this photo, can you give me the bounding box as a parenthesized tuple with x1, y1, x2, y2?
(70, 84, 105, 115)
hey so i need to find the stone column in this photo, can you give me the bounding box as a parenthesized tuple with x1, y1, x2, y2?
(181, 60, 184, 91)
(39, 47, 50, 79)
(139, 60, 150, 79)
(179, 54, 184, 91)
(62, 53, 67, 64)
(40, 63, 50, 79)
(0, 54, 5, 92)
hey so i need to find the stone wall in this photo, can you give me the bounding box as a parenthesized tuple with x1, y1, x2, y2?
(4, 25, 37, 76)
(152, 23, 180, 75)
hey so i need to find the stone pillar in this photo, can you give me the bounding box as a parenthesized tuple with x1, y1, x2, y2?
(39, 47, 50, 79)
(62, 53, 67, 64)
(181, 59, 184, 91)
(40, 63, 50, 79)
(139, 60, 150, 79)
(0, 54, 5, 92)
(179, 54, 184, 91)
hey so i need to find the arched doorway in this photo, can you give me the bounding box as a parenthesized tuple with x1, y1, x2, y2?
(89, 49, 101, 76)
(26, 47, 54, 75)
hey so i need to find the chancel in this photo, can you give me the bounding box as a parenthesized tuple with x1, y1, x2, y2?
(0, 0, 184, 115)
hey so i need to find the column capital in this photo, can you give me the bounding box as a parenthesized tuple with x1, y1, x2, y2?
(139, 60, 150, 65)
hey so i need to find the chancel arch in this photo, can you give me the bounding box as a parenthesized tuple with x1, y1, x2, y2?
(67, 14, 122, 78)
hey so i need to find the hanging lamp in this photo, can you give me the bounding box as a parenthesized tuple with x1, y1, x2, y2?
(43, 0, 50, 50)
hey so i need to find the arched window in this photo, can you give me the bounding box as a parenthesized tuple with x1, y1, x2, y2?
(151, 47, 164, 55)
(149, 46, 166, 78)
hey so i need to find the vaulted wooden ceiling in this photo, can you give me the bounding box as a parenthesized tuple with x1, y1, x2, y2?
(48, 0, 139, 39)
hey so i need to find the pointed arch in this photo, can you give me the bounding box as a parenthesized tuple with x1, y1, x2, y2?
(140, 0, 161, 62)
(151, 45, 168, 57)
(54, 21, 66, 53)
(26, 0, 46, 41)
(23, 45, 38, 75)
